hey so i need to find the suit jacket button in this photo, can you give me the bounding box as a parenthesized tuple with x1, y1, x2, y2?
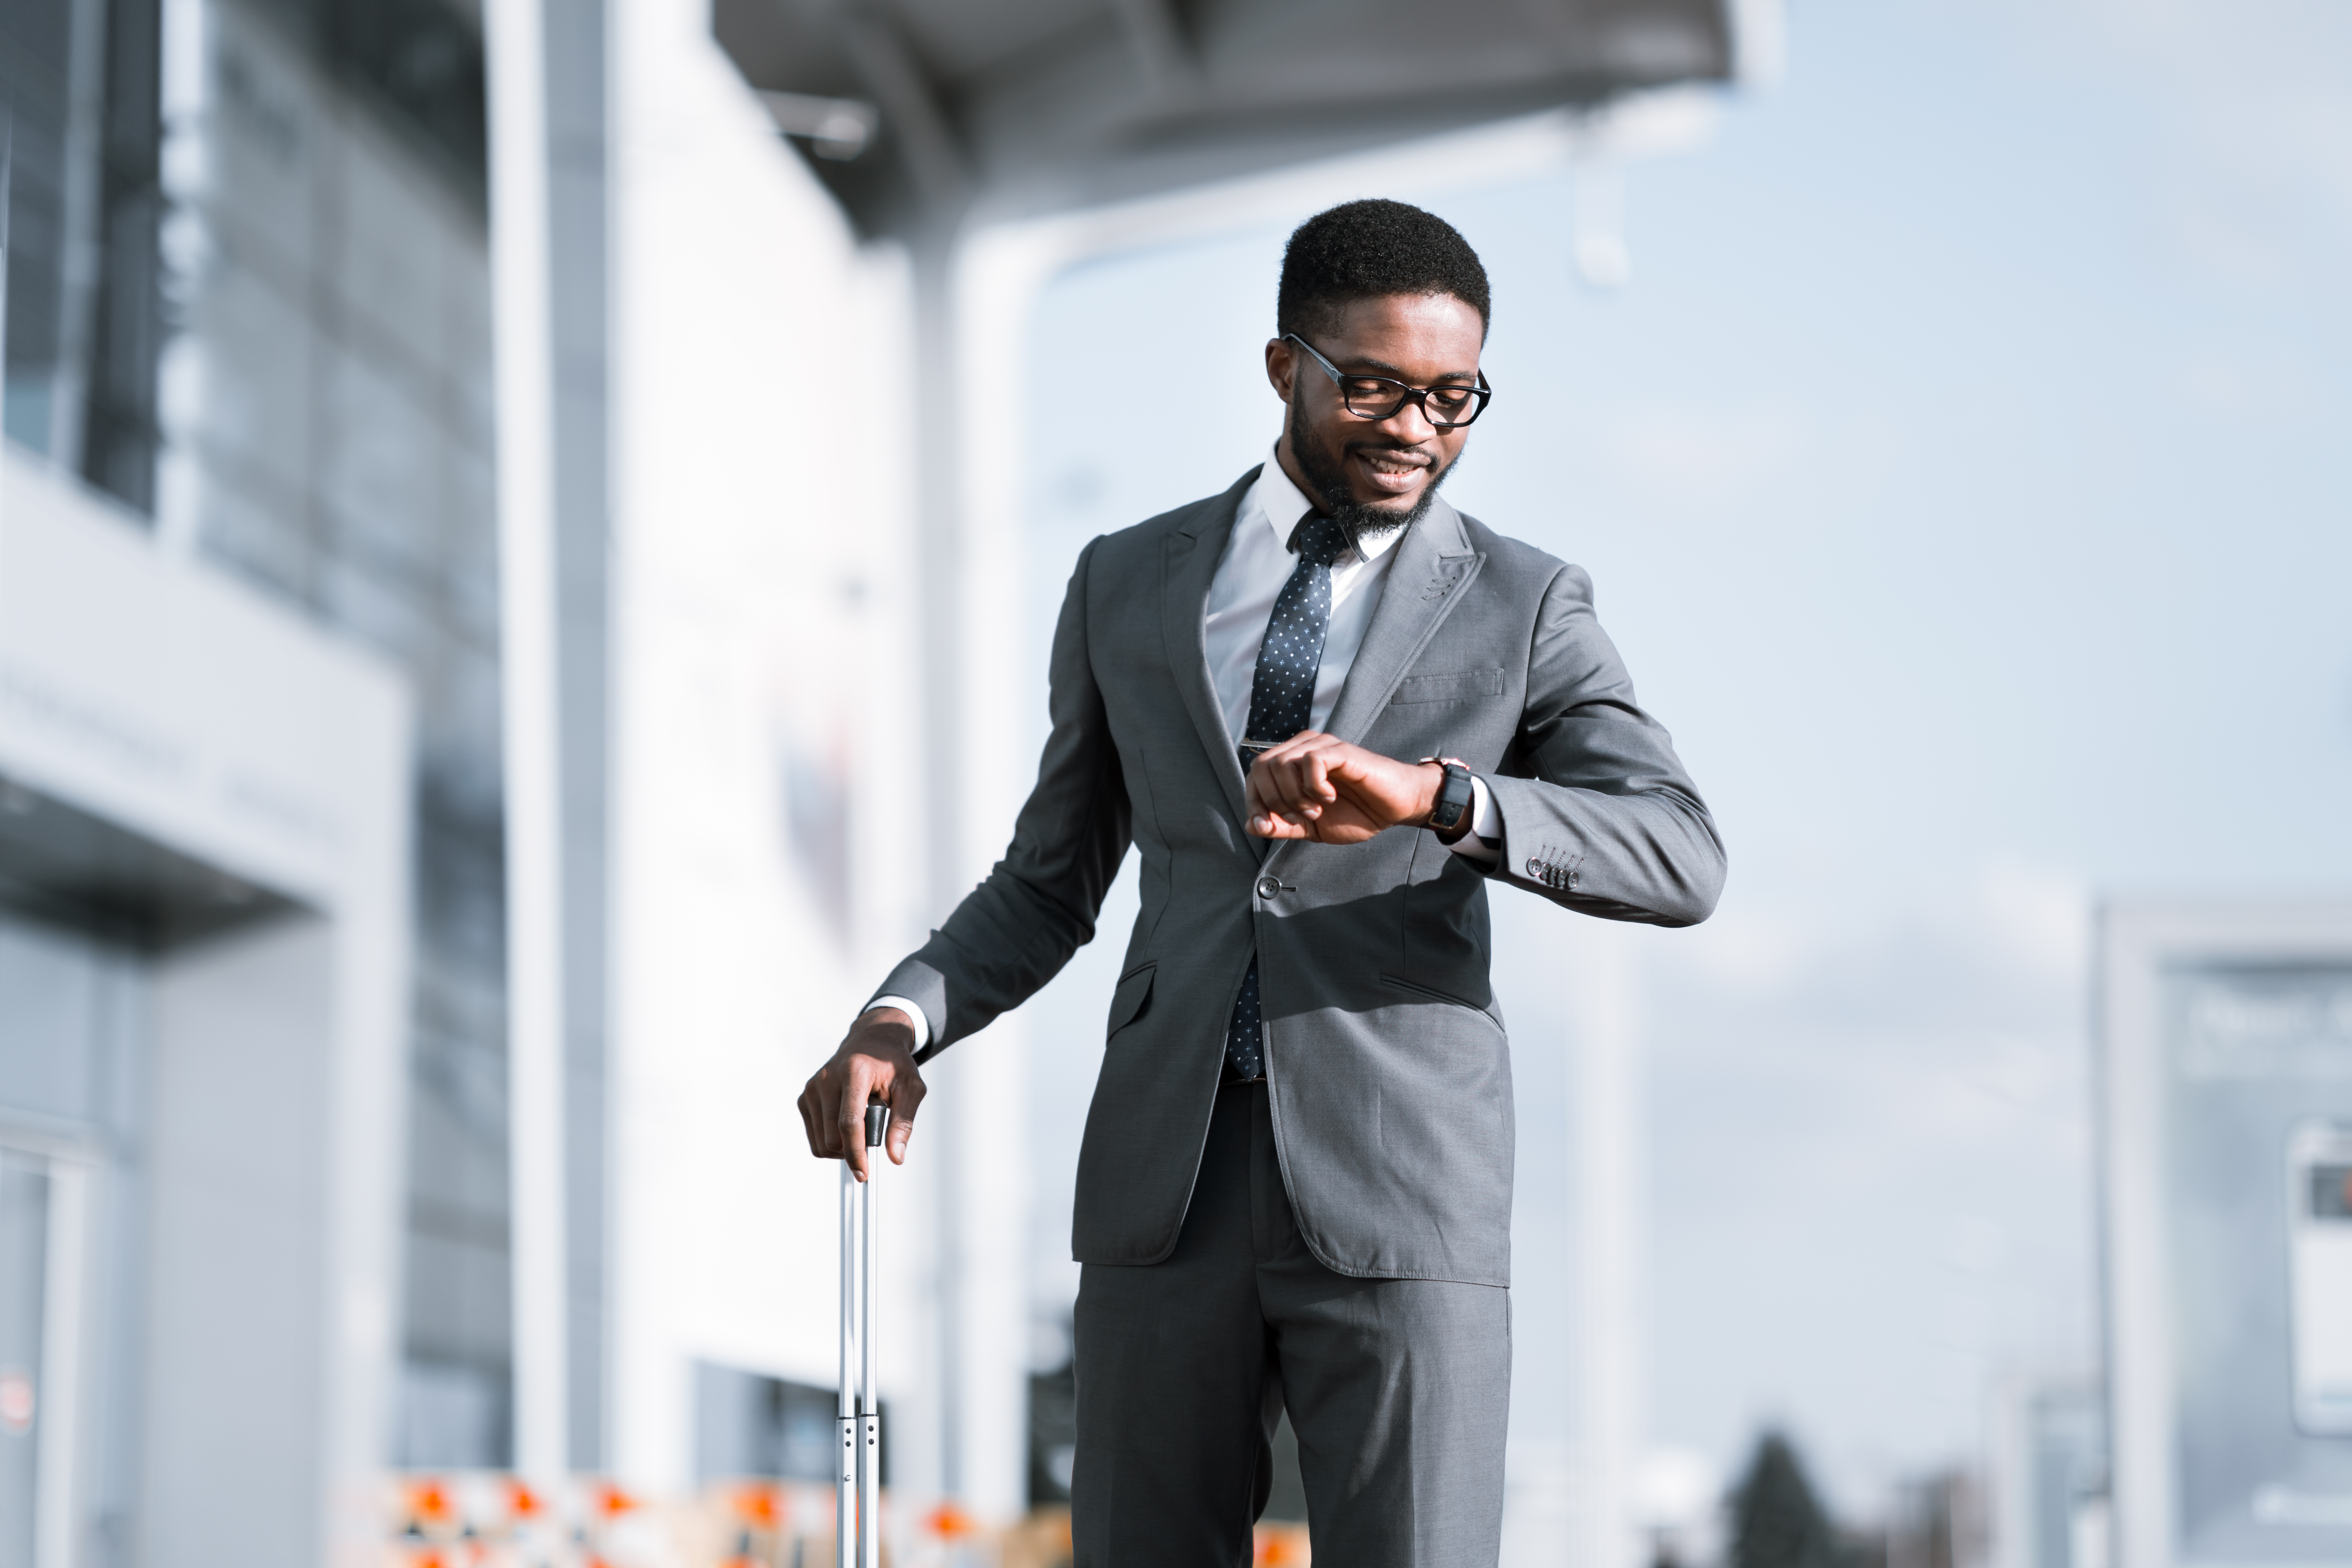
(1526, 857, 1542, 878)
(1256, 875, 1281, 899)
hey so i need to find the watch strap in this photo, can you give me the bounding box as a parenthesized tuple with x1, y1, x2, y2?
(1418, 756, 1475, 840)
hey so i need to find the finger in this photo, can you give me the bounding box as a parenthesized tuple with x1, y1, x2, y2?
(1265, 767, 1313, 822)
(839, 1058, 879, 1181)
(1278, 751, 1322, 811)
(1251, 730, 1323, 775)
(1321, 744, 1390, 797)
(1277, 735, 1345, 797)
(887, 1071, 924, 1165)
(797, 1084, 824, 1159)
(1265, 752, 1323, 820)
(813, 1065, 844, 1160)
(856, 1060, 890, 1180)
(1245, 756, 1279, 817)
(1298, 746, 1340, 804)
(1247, 757, 1310, 831)
(1246, 747, 1337, 835)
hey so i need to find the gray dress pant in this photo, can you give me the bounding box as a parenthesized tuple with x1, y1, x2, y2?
(1071, 1081, 1511, 1567)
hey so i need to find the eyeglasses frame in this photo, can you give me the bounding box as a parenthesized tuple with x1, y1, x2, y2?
(1283, 332, 1493, 430)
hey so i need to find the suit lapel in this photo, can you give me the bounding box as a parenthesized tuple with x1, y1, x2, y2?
(1162, 468, 1258, 838)
(1319, 496, 1484, 744)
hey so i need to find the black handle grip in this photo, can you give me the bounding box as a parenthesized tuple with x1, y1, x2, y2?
(864, 1102, 889, 1149)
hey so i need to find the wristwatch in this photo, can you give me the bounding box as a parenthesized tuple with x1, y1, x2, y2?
(1419, 757, 1475, 843)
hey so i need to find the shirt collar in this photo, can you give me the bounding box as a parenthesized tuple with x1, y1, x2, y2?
(1247, 443, 1406, 567)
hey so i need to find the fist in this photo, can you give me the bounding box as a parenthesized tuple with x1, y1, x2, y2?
(1245, 733, 1443, 843)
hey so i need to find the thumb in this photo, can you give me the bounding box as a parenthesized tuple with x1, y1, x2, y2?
(885, 1076, 920, 1165)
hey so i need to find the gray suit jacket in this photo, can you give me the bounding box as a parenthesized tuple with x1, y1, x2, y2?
(872, 469, 1724, 1287)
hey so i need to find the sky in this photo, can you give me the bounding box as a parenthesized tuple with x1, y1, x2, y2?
(1002, 0, 2352, 1520)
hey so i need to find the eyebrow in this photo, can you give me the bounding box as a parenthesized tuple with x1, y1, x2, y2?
(1333, 354, 1481, 384)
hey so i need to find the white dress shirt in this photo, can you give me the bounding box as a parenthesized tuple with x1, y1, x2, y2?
(871, 447, 1497, 1044)
(1205, 447, 1406, 742)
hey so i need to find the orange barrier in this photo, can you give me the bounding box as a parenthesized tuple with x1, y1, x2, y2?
(385, 1477, 1309, 1568)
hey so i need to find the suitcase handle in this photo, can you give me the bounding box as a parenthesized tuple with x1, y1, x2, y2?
(841, 1098, 885, 1568)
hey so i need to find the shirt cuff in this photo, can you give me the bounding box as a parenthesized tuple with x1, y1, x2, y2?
(1443, 775, 1501, 864)
(863, 995, 932, 1049)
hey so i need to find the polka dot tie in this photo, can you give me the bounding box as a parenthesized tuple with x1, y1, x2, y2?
(1225, 511, 1350, 1082)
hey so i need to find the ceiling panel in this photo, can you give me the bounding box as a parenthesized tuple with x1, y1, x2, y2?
(713, 0, 1735, 238)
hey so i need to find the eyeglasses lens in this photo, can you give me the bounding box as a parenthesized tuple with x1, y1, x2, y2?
(1341, 381, 1484, 428)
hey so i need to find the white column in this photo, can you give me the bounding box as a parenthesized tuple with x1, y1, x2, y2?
(1571, 924, 1644, 1568)
(484, 0, 571, 1495)
(921, 226, 1050, 1526)
(33, 1161, 87, 1568)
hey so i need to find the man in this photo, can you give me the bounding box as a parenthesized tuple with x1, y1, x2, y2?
(798, 199, 1724, 1566)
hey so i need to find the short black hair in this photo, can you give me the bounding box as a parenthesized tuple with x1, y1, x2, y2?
(1276, 199, 1491, 343)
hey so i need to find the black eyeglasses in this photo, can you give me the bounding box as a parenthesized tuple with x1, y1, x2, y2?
(1285, 333, 1492, 430)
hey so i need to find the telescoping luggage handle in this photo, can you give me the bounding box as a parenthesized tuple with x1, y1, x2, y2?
(839, 1101, 887, 1568)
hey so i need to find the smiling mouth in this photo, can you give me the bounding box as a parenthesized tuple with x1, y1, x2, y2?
(1353, 448, 1431, 495)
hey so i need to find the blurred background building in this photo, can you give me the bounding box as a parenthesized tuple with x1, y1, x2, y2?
(7, 1, 2352, 1567)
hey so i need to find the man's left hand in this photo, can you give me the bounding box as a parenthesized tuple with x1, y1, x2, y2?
(1245, 732, 1443, 842)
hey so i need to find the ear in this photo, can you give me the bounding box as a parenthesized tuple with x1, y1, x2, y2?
(1264, 337, 1297, 403)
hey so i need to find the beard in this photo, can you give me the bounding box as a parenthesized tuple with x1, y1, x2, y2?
(1285, 396, 1459, 553)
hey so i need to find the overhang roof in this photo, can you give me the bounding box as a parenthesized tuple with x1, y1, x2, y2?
(714, 0, 1739, 238)
(0, 775, 301, 952)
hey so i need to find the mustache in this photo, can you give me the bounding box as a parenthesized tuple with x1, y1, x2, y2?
(1344, 439, 1434, 464)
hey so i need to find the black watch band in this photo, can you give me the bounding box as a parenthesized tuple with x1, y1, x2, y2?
(1419, 757, 1475, 842)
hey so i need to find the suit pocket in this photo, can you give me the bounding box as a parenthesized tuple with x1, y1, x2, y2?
(1380, 971, 1504, 1031)
(1389, 668, 1505, 705)
(1105, 962, 1156, 1042)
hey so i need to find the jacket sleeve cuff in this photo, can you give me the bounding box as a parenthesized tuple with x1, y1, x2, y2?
(864, 955, 949, 1056)
(862, 995, 932, 1049)
(1480, 773, 1587, 893)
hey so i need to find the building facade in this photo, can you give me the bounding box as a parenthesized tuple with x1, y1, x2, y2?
(4, 0, 940, 1557)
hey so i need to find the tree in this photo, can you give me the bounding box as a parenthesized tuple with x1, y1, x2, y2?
(1730, 1430, 1844, 1568)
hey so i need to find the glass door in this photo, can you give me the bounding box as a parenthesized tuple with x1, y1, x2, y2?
(0, 905, 145, 1568)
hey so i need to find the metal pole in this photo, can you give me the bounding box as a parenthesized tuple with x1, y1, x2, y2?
(859, 1105, 886, 1568)
(837, 1160, 857, 1568)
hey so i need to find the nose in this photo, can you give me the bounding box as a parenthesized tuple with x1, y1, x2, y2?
(1377, 394, 1439, 444)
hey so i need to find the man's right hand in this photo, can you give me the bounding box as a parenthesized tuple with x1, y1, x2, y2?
(797, 1007, 926, 1181)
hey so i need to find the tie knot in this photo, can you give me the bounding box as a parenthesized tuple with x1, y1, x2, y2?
(1290, 512, 1350, 568)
